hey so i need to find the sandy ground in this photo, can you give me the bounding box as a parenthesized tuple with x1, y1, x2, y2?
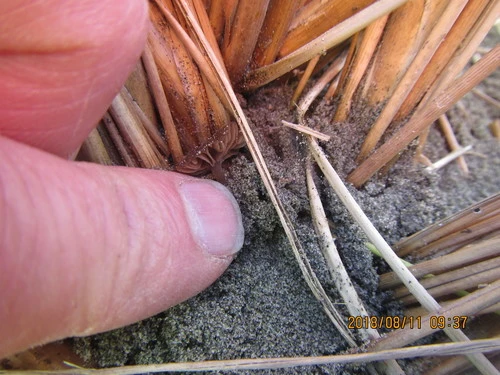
(73, 37, 499, 374)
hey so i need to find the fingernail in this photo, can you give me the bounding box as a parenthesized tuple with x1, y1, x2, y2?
(179, 180, 244, 256)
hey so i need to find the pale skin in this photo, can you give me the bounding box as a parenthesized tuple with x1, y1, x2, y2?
(0, 0, 244, 358)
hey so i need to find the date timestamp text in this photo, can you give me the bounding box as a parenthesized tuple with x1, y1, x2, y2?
(347, 315, 468, 330)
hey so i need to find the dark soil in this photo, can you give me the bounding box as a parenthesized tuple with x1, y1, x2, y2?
(73, 38, 499, 374)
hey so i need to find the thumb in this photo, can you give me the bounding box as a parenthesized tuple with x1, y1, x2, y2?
(0, 136, 244, 358)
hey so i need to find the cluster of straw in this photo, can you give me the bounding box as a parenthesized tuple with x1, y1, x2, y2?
(367, 193, 499, 373)
(80, 0, 498, 185)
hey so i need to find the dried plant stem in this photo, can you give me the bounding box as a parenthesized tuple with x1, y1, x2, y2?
(399, 265, 500, 306)
(141, 43, 184, 164)
(380, 236, 500, 290)
(108, 88, 165, 169)
(221, 0, 270, 85)
(407, 300, 500, 318)
(297, 52, 347, 119)
(408, 213, 500, 259)
(101, 112, 138, 168)
(426, 145, 472, 172)
(290, 55, 320, 107)
(421, 0, 500, 110)
(361, 0, 433, 106)
(130, 99, 170, 158)
(305, 161, 404, 375)
(414, 126, 433, 166)
(438, 114, 469, 174)
(369, 280, 500, 353)
(348, 45, 500, 187)
(356, 0, 469, 162)
(334, 14, 388, 122)
(4, 339, 499, 375)
(394, 256, 500, 298)
(424, 352, 500, 375)
(279, 0, 374, 58)
(472, 88, 500, 109)
(395, 0, 492, 121)
(252, 0, 301, 68)
(79, 128, 113, 166)
(164, 0, 356, 346)
(281, 121, 330, 141)
(306, 161, 376, 341)
(243, 0, 409, 90)
(308, 137, 498, 375)
(395, 193, 500, 256)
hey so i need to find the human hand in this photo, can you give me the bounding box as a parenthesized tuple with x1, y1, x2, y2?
(0, 0, 244, 358)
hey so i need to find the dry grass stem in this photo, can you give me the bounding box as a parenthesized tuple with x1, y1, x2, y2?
(333, 14, 388, 122)
(412, 214, 500, 259)
(423, 353, 500, 375)
(399, 266, 500, 306)
(279, 0, 375, 58)
(414, 126, 433, 166)
(407, 300, 500, 319)
(425, 145, 473, 172)
(243, 0, 409, 90)
(380, 236, 500, 290)
(306, 161, 377, 341)
(251, 0, 301, 69)
(108, 89, 165, 169)
(361, 0, 437, 105)
(395, 193, 500, 256)
(130, 99, 170, 157)
(4, 339, 499, 375)
(393, 256, 500, 298)
(356, 0, 469, 162)
(100, 112, 138, 168)
(290, 55, 320, 107)
(402, 0, 500, 126)
(348, 44, 500, 187)
(438, 114, 469, 173)
(472, 88, 500, 109)
(297, 52, 347, 118)
(281, 121, 330, 141)
(395, 0, 492, 121)
(221, 0, 269, 85)
(123, 61, 158, 125)
(78, 129, 113, 166)
(141, 43, 183, 164)
(305, 161, 405, 374)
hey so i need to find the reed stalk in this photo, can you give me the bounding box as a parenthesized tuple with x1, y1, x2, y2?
(348, 45, 500, 187)
(4, 339, 500, 375)
(243, 0, 409, 90)
(380, 236, 500, 290)
(78, 129, 113, 166)
(437, 114, 469, 174)
(356, 0, 469, 162)
(333, 14, 388, 122)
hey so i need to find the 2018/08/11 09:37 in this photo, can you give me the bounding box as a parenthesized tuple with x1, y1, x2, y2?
(347, 315, 469, 330)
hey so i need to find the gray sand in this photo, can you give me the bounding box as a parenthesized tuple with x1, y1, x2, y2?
(73, 39, 499, 374)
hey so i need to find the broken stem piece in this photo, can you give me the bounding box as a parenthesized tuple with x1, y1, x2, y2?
(426, 145, 473, 172)
(282, 121, 331, 141)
